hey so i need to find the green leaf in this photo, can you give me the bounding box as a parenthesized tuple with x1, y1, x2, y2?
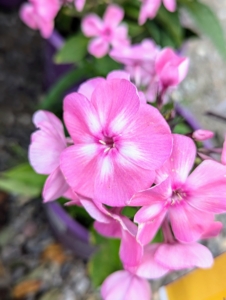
(127, 21, 144, 38)
(173, 122, 191, 134)
(92, 56, 121, 77)
(152, 228, 163, 243)
(0, 163, 46, 197)
(156, 6, 183, 48)
(88, 230, 122, 287)
(181, 0, 226, 60)
(39, 67, 87, 110)
(54, 33, 89, 64)
(145, 21, 161, 45)
(160, 31, 177, 48)
(122, 206, 138, 219)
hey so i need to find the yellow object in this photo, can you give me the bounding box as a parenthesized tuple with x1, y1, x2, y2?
(159, 252, 226, 300)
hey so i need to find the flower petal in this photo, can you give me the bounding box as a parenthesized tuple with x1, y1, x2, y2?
(74, 0, 85, 11)
(88, 37, 109, 58)
(20, 3, 38, 29)
(139, 0, 161, 24)
(94, 220, 122, 238)
(81, 13, 102, 37)
(106, 70, 130, 81)
(130, 177, 172, 207)
(156, 134, 196, 186)
(120, 227, 143, 268)
(136, 244, 169, 279)
(136, 211, 166, 245)
(155, 242, 213, 270)
(63, 92, 101, 143)
(169, 203, 214, 243)
(93, 150, 156, 206)
(202, 221, 223, 239)
(60, 143, 100, 199)
(29, 112, 66, 174)
(135, 203, 166, 223)
(103, 4, 124, 27)
(43, 167, 68, 202)
(91, 78, 140, 135)
(77, 77, 105, 100)
(101, 270, 151, 300)
(185, 160, 226, 213)
(80, 199, 110, 223)
(118, 104, 172, 171)
(163, 0, 176, 12)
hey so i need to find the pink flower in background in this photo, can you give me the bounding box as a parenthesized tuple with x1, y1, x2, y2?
(60, 78, 172, 206)
(81, 4, 130, 57)
(139, 0, 176, 25)
(29, 110, 70, 202)
(192, 129, 214, 141)
(155, 48, 189, 93)
(20, 0, 60, 38)
(129, 134, 226, 244)
(110, 39, 160, 87)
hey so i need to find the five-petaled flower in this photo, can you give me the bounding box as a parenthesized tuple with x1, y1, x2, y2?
(129, 134, 226, 244)
(60, 77, 173, 206)
(81, 4, 130, 57)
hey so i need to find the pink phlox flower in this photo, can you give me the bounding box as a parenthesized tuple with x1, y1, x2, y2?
(79, 199, 143, 267)
(20, 0, 60, 38)
(29, 110, 73, 202)
(139, 0, 176, 25)
(110, 39, 160, 88)
(155, 48, 189, 95)
(129, 134, 226, 244)
(101, 243, 169, 300)
(60, 77, 173, 207)
(81, 4, 130, 58)
(192, 129, 214, 141)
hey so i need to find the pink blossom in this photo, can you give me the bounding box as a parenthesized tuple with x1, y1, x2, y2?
(192, 129, 214, 141)
(29, 110, 70, 202)
(155, 48, 189, 93)
(139, 0, 176, 25)
(110, 39, 160, 87)
(60, 78, 172, 206)
(81, 4, 130, 57)
(129, 134, 226, 244)
(20, 0, 60, 38)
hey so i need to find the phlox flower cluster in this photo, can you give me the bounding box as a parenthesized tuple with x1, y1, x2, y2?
(80, 5, 189, 105)
(29, 69, 226, 299)
(24, 1, 226, 299)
